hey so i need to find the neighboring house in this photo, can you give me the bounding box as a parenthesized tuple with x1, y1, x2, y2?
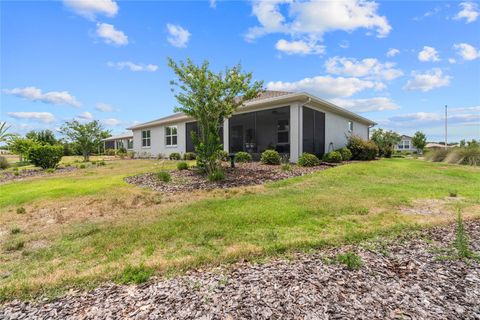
(101, 133, 134, 151)
(126, 91, 376, 162)
(394, 135, 418, 153)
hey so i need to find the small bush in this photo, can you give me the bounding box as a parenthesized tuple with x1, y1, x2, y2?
(105, 148, 116, 156)
(281, 163, 292, 171)
(298, 153, 320, 167)
(347, 136, 378, 161)
(177, 162, 189, 170)
(157, 171, 171, 182)
(169, 152, 181, 160)
(323, 151, 342, 163)
(424, 148, 449, 162)
(14, 171, 19, 176)
(79, 164, 86, 169)
(0, 156, 10, 170)
(118, 264, 154, 284)
(46, 168, 55, 173)
(183, 152, 196, 160)
(11, 227, 21, 234)
(16, 207, 26, 214)
(336, 251, 363, 270)
(457, 147, 480, 166)
(261, 150, 281, 165)
(28, 144, 63, 169)
(337, 147, 352, 161)
(218, 150, 229, 162)
(208, 168, 225, 181)
(449, 190, 458, 197)
(235, 151, 252, 163)
(454, 209, 474, 260)
(97, 161, 106, 166)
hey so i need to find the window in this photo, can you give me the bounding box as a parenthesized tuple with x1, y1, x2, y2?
(127, 139, 133, 149)
(348, 121, 354, 132)
(277, 119, 289, 144)
(397, 140, 410, 150)
(142, 130, 151, 147)
(116, 141, 124, 149)
(165, 126, 177, 146)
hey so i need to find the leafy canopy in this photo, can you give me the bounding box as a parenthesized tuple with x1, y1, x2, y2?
(371, 128, 401, 157)
(61, 120, 110, 161)
(412, 131, 427, 151)
(26, 129, 59, 146)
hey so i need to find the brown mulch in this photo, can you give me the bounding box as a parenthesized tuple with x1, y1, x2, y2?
(0, 167, 77, 183)
(124, 162, 336, 193)
(1, 221, 479, 319)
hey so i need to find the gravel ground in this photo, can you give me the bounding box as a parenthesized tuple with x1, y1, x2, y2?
(0, 166, 77, 183)
(2, 221, 479, 319)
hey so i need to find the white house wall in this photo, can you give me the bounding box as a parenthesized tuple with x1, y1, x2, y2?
(132, 121, 186, 158)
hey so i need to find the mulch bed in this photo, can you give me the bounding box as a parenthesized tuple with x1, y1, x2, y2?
(124, 162, 336, 193)
(0, 167, 77, 184)
(2, 221, 479, 319)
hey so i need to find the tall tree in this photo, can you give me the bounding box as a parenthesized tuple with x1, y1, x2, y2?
(26, 129, 59, 145)
(371, 128, 401, 157)
(412, 131, 427, 153)
(0, 122, 15, 143)
(168, 58, 263, 176)
(60, 120, 110, 161)
(7, 137, 37, 162)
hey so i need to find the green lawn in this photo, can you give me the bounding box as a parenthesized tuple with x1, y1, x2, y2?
(0, 158, 479, 301)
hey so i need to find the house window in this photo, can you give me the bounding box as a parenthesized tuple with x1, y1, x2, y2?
(348, 121, 354, 132)
(127, 139, 133, 149)
(165, 126, 177, 146)
(116, 141, 124, 149)
(277, 119, 289, 144)
(398, 140, 410, 149)
(142, 130, 151, 147)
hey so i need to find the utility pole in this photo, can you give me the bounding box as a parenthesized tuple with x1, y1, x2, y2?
(444, 105, 448, 149)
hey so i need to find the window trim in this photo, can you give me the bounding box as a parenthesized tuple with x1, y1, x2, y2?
(142, 130, 151, 148)
(165, 125, 178, 147)
(348, 120, 354, 132)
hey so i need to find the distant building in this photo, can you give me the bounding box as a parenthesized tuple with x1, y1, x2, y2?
(101, 133, 133, 151)
(394, 135, 418, 152)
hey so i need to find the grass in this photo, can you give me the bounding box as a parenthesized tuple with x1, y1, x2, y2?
(0, 158, 479, 301)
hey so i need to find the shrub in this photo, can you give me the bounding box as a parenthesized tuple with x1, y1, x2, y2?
(218, 150, 229, 162)
(28, 144, 63, 169)
(298, 153, 320, 167)
(424, 148, 449, 162)
(457, 146, 480, 166)
(169, 152, 181, 160)
(323, 151, 342, 163)
(16, 207, 26, 214)
(46, 168, 55, 173)
(183, 152, 196, 160)
(454, 209, 474, 260)
(79, 164, 86, 169)
(337, 147, 352, 161)
(157, 171, 171, 182)
(235, 151, 252, 163)
(347, 136, 378, 161)
(449, 190, 458, 197)
(97, 161, 106, 166)
(281, 163, 292, 171)
(11, 227, 21, 234)
(0, 156, 10, 170)
(177, 162, 189, 170)
(208, 168, 225, 181)
(336, 251, 363, 270)
(261, 150, 281, 165)
(105, 148, 116, 156)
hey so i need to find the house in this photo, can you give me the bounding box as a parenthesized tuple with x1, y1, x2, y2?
(126, 91, 376, 162)
(394, 135, 418, 153)
(101, 133, 134, 152)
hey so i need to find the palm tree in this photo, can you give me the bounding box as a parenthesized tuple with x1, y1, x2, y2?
(0, 122, 15, 143)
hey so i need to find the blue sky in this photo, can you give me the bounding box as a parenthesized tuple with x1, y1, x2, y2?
(1, 0, 479, 141)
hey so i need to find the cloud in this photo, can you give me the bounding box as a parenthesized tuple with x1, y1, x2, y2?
(448, 58, 457, 64)
(96, 23, 128, 46)
(209, 0, 216, 8)
(418, 46, 440, 62)
(267, 75, 384, 98)
(63, 0, 118, 20)
(166, 24, 191, 48)
(403, 68, 451, 92)
(102, 118, 121, 126)
(275, 39, 325, 55)
(388, 111, 479, 127)
(106, 61, 158, 72)
(339, 40, 350, 49)
(453, 43, 480, 61)
(2, 86, 81, 107)
(386, 48, 400, 57)
(7, 112, 55, 123)
(325, 56, 403, 81)
(78, 111, 93, 120)
(454, 2, 479, 23)
(95, 103, 115, 112)
(330, 97, 400, 113)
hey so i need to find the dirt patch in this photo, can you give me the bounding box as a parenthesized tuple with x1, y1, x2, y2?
(399, 197, 464, 215)
(0, 167, 77, 184)
(125, 162, 336, 193)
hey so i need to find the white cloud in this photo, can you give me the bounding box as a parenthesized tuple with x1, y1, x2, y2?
(63, 0, 118, 20)
(325, 56, 403, 81)
(2, 86, 81, 107)
(403, 68, 451, 92)
(275, 39, 325, 55)
(102, 118, 121, 126)
(339, 40, 350, 49)
(209, 0, 216, 8)
(78, 111, 93, 120)
(330, 97, 400, 112)
(389, 111, 479, 127)
(106, 61, 158, 72)
(386, 48, 400, 57)
(267, 75, 384, 98)
(448, 58, 457, 64)
(7, 112, 55, 123)
(96, 23, 128, 46)
(453, 43, 480, 61)
(454, 2, 479, 23)
(166, 24, 191, 48)
(418, 46, 440, 62)
(95, 103, 115, 112)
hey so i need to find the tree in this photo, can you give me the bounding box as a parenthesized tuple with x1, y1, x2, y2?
(7, 137, 38, 162)
(370, 129, 401, 157)
(168, 58, 263, 176)
(0, 122, 15, 143)
(26, 129, 59, 145)
(60, 120, 110, 161)
(412, 131, 427, 153)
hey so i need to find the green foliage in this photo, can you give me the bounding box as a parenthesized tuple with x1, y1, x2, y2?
(61, 120, 110, 162)
(7, 137, 38, 162)
(4, 240, 24, 252)
(337, 147, 352, 161)
(183, 152, 196, 160)
(424, 148, 449, 162)
(218, 150, 229, 161)
(323, 151, 342, 163)
(370, 129, 400, 158)
(412, 131, 427, 152)
(336, 251, 363, 270)
(454, 209, 475, 260)
(79, 164, 86, 169)
(281, 163, 292, 171)
(26, 129, 59, 146)
(16, 207, 26, 214)
(0, 156, 10, 170)
(168, 57, 263, 177)
(347, 136, 378, 160)
(105, 148, 116, 156)
(261, 150, 281, 165)
(157, 171, 171, 182)
(298, 153, 320, 167)
(208, 168, 225, 181)
(425, 146, 480, 166)
(0, 121, 15, 143)
(11, 227, 21, 234)
(177, 161, 189, 170)
(46, 168, 55, 174)
(169, 152, 181, 160)
(97, 161, 106, 166)
(117, 264, 154, 284)
(235, 151, 252, 163)
(27, 144, 63, 169)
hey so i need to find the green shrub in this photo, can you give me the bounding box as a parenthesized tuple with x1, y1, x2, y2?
(183, 152, 196, 160)
(157, 171, 171, 182)
(117, 264, 154, 284)
(177, 162, 189, 170)
(46, 168, 55, 173)
(218, 150, 229, 161)
(454, 209, 474, 260)
(235, 151, 252, 163)
(16, 207, 26, 214)
(208, 168, 225, 181)
(424, 148, 449, 162)
(337, 147, 352, 161)
(449, 190, 458, 197)
(347, 136, 378, 160)
(27, 144, 63, 169)
(281, 163, 292, 171)
(457, 146, 480, 166)
(336, 251, 363, 270)
(79, 164, 86, 169)
(169, 152, 181, 160)
(11, 227, 21, 235)
(323, 151, 342, 163)
(261, 150, 281, 165)
(105, 149, 116, 156)
(97, 161, 106, 166)
(0, 156, 10, 170)
(298, 153, 320, 167)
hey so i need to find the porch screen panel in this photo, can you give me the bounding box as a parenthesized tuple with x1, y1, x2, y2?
(228, 112, 255, 153)
(256, 106, 290, 153)
(185, 122, 198, 152)
(303, 107, 325, 157)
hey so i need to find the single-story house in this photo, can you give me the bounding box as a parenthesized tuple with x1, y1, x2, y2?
(394, 135, 418, 153)
(101, 133, 134, 151)
(126, 91, 376, 162)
